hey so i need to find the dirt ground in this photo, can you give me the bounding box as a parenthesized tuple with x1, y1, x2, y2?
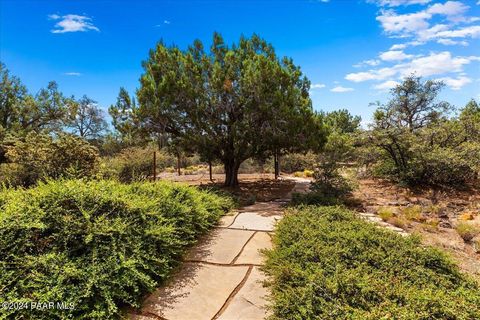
(351, 178, 480, 279)
(156, 172, 296, 205)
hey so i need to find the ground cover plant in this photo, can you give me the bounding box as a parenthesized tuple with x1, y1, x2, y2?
(264, 206, 480, 320)
(0, 179, 233, 319)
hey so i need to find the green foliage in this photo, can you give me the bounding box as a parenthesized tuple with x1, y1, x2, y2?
(455, 222, 480, 242)
(368, 77, 480, 187)
(67, 95, 107, 140)
(3, 132, 98, 186)
(264, 206, 480, 319)
(0, 179, 233, 319)
(137, 33, 325, 186)
(401, 205, 423, 221)
(311, 131, 354, 198)
(377, 207, 394, 221)
(108, 87, 141, 145)
(99, 147, 177, 183)
(280, 152, 317, 173)
(290, 191, 341, 206)
(323, 109, 361, 134)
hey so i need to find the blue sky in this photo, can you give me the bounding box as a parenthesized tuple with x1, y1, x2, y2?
(1, 0, 479, 125)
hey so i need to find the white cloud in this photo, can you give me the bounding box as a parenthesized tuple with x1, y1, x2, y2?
(377, 9, 431, 34)
(310, 83, 326, 89)
(379, 50, 413, 61)
(373, 80, 400, 90)
(398, 51, 474, 77)
(64, 72, 81, 76)
(390, 43, 407, 50)
(346, 51, 479, 82)
(353, 59, 381, 68)
(437, 38, 468, 45)
(164, 20, 171, 24)
(330, 86, 354, 92)
(49, 14, 99, 33)
(376, 1, 480, 44)
(434, 25, 480, 39)
(346, 67, 397, 82)
(375, 0, 431, 7)
(436, 75, 472, 90)
(426, 1, 468, 21)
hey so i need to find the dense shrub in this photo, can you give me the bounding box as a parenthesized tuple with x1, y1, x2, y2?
(0, 179, 232, 319)
(2, 132, 98, 186)
(99, 147, 176, 182)
(264, 206, 480, 319)
(278, 152, 317, 173)
(99, 147, 209, 182)
(367, 78, 480, 188)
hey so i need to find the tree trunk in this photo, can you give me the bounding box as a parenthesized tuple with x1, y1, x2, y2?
(209, 161, 213, 181)
(224, 160, 240, 187)
(177, 155, 181, 175)
(274, 150, 279, 180)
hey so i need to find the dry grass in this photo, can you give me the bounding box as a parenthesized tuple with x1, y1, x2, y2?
(378, 207, 394, 221)
(402, 205, 424, 222)
(455, 222, 480, 242)
(387, 216, 409, 229)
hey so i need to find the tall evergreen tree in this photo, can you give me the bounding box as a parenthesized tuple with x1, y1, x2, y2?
(137, 33, 324, 186)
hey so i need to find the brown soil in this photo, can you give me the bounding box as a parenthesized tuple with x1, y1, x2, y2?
(156, 173, 296, 205)
(351, 178, 480, 279)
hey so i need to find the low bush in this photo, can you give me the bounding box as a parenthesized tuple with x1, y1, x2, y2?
(455, 222, 480, 242)
(279, 152, 317, 173)
(99, 147, 176, 182)
(377, 207, 394, 221)
(264, 206, 480, 319)
(0, 179, 232, 319)
(387, 216, 409, 229)
(402, 205, 424, 222)
(2, 132, 99, 186)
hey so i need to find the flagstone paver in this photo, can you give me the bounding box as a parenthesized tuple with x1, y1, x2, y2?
(234, 232, 272, 265)
(186, 228, 255, 264)
(216, 267, 270, 320)
(227, 211, 282, 231)
(142, 263, 250, 320)
(132, 177, 311, 320)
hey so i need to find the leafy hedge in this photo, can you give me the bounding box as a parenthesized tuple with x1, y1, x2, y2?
(264, 206, 480, 319)
(0, 179, 232, 319)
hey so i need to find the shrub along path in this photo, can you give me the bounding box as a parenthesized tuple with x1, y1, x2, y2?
(129, 177, 310, 320)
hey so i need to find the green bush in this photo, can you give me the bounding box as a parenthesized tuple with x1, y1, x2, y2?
(264, 206, 480, 319)
(279, 152, 317, 173)
(0, 179, 232, 319)
(3, 132, 99, 186)
(99, 147, 177, 183)
(455, 222, 480, 242)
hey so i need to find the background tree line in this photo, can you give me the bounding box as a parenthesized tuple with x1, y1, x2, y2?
(1, 34, 479, 190)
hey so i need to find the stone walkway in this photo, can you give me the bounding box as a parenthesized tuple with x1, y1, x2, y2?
(130, 178, 311, 320)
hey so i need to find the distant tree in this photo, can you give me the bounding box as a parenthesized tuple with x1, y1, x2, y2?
(109, 87, 139, 142)
(459, 99, 480, 140)
(137, 33, 324, 186)
(368, 76, 479, 186)
(372, 75, 451, 132)
(0, 63, 71, 162)
(324, 109, 361, 134)
(69, 95, 107, 140)
(0, 62, 27, 131)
